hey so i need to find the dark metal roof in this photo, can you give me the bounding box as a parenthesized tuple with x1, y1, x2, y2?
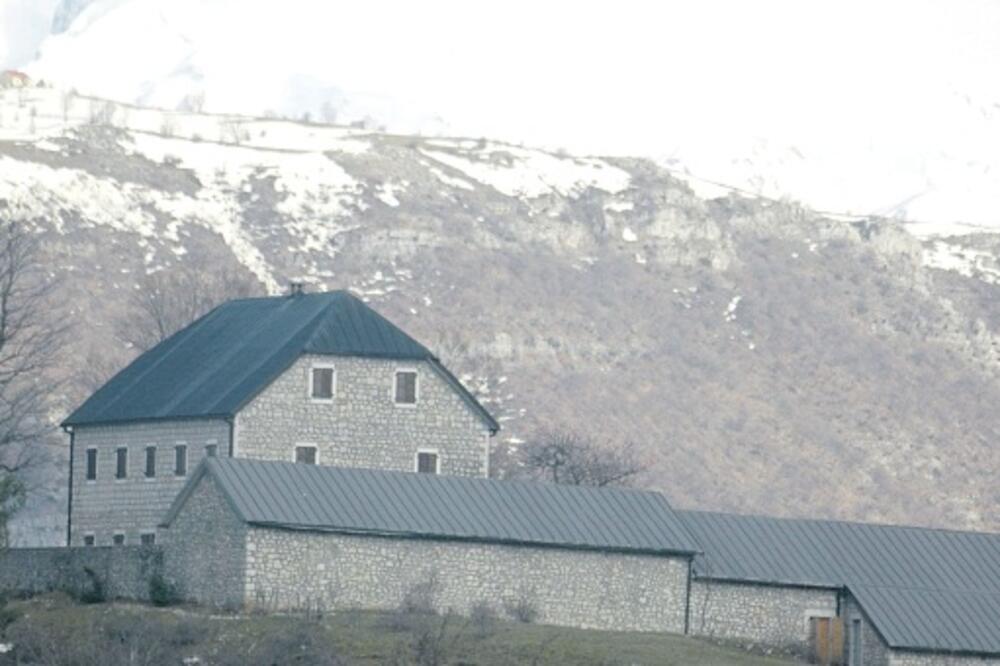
(850, 584, 1000, 656)
(679, 510, 1000, 593)
(63, 291, 498, 432)
(163, 458, 700, 556)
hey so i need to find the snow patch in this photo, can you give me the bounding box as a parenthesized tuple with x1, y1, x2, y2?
(420, 143, 631, 199)
(375, 182, 404, 207)
(426, 165, 475, 191)
(922, 241, 1000, 284)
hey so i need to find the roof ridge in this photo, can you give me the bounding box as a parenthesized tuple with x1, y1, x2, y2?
(848, 581, 1000, 596)
(222, 290, 350, 305)
(679, 508, 1000, 540)
(219, 457, 667, 497)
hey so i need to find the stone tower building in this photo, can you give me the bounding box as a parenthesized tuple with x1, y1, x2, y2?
(62, 291, 498, 546)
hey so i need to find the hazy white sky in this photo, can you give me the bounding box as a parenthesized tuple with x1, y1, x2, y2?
(3, 0, 999, 220)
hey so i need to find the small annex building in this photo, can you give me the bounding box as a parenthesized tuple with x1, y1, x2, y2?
(680, 510, 1000, 665)
(160, 457, 700, 633)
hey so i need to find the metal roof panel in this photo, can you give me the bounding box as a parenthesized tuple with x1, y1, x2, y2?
(63, 291, 497, 431)
(167, 458, 699, 556)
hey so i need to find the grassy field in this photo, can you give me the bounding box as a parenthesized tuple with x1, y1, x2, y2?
(0, 594, 798, 665)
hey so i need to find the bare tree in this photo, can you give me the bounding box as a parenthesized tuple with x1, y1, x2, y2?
(0, 221, 64, 546)
(117, 266, 263, 352)
(516, 430, 644, 487)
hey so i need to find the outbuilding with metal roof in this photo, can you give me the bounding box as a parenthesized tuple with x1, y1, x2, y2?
(160, 457, 699, 633)
(679, 510, 1000, 665)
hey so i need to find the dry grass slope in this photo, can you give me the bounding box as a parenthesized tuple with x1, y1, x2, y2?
(0, 594, 798, 666)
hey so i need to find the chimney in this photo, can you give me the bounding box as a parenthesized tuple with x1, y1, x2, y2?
(288, 282, 305, 297)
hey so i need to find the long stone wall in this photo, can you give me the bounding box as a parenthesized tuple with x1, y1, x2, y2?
(244, 526, 691, 633)
(235, 355, 490, 478)
(688, 579, 839, 655)
(71, 419, 230, 546)
(0, 545, 154, 600)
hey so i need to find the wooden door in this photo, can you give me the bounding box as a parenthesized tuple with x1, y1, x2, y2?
(811, 616, 845, 665)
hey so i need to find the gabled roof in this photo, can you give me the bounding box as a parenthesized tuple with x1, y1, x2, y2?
(63, 291, 498, 432)
(850, 584, 1000, 656)
(679, 510, 1000, 593)
(162, 458, 701, 556)
(680, 510, 1000, 657)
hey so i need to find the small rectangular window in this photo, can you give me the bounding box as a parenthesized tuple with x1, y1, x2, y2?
(140, 533, 156, 546)
(83, 534, 95, 547)
(112, 533, 125, 546)
(311, 366, 334, 400)
(115, 447, 128, 479)
(85, 448, 97, 481)
(145, 446, 156, 478)
(395, 370, 417, 404)
(416, 451, 438, 474)
(205, 444, 218, 458)
(295, 445, 317, 465)
(175, 445, 187, 476)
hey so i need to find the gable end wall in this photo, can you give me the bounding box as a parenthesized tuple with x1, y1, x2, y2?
(235, 355, 488, 476)
(163, 474, 246, 609)
(688, 579, 839, 657)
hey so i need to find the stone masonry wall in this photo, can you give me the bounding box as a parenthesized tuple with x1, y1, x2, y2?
(162, 474, 246, 609)
(688, 579, 839, 654)
(236, 355, 490, 477)
(245, 526, 690, 633)
(0, 546, 154, 601)
(71, 419, 230, 546)
(843, 596, 891, 666)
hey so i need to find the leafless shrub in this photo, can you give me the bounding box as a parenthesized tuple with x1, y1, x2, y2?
(216, 625, 345, 666)
(168, 617, 211, 647)
(178, 92, 205, 113)
(7, 612, 172, 666)
(516, 429, 644, 487)
(61, 90, 75, 122)
(0, 221, 66, 547)
(7, 620, 105, 666)
(87, 100, 116, 126)
(381, 572, 442, 633)
(220, 119, 249, 145)
(159, 115, 176, 138)
(469, 600, 498, 638)
(502, 585, 539, 624)
(117, 266, 262, 352)
(410, 614, 451, 666)
(252, 586, 281, 613)
(320, 101, 339, 125)
(400, 571, 441, 615)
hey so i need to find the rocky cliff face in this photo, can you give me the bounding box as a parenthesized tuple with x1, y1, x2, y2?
(2, 87, 999, 539)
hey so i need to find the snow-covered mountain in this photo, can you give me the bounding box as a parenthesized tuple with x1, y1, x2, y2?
(11, 0, 1000, 239)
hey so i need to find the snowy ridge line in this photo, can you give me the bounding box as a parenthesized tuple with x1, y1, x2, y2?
(660, 162, 998, 238)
